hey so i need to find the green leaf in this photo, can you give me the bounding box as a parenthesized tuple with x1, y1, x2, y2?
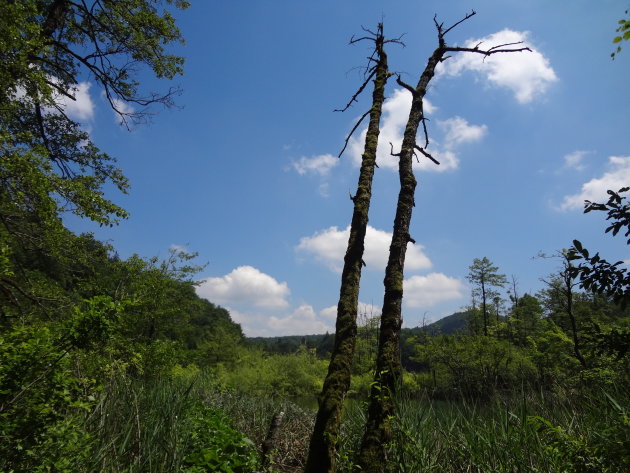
(613, 36, 623, 43)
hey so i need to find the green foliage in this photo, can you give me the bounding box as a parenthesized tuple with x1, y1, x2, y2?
(612, 9, 630, 58)
(569, 188, 630, 307)
(215, 345, 328, 398)
(0, 0, 188, 231)
(413, 335, 537, 397)
(467, 257, 508, 335)
(531, 393, 630, 473)
(182, 403, 260, 473)
(0, 323, 95, 472)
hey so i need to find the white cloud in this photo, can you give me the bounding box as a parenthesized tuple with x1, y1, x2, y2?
(348, 89, 484, 172)
(404, 273, 467, 308)
(438, 116, 488, 148)
(291, 153, 338, 176)
(196, 266, 290, 309)
(320, 305, 338, 321)
(59, 82, 95, 121)
(111, 97, 135, 125)
(13, 79, 95, 122)
(437, 29, 558, 104)
(268, 304, 334, 336)
(563, 150, 589, 171)
(297, 224, 432, 272)
(559, 156, 630, 211)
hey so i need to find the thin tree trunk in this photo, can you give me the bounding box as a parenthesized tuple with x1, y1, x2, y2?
(482, 281, 488, 336)
(304, 24, 391, 473)
(564, 270, 587, 367)
(356, 13, 530, 472)
(356, 39, 443, 473)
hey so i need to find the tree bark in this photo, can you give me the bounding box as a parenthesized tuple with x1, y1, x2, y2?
(356, 43, 439, 472)
(304, 24, 390, 473)
(356, 13, 530, 472)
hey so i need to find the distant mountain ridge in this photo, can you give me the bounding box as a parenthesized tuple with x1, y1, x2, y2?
(246, 310, 470, 356)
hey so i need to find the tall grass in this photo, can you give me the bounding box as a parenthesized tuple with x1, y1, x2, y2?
(86, 375, 195, 472)
(366, 388, 629, 473)
(76, 371, 628, 473)
(84, 373, 260, 473)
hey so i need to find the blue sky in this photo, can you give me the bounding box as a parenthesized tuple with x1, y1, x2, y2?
(67, 0, 630, 336)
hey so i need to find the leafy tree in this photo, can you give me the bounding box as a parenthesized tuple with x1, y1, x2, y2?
(0, 0, 189, 321)
(0, 0, 188, 226)
(539, 252, 588, 367)
(510, 293, 543, 345)
(412, 334, 536, 398)
(467, 257, 508, 336)
(569, 188, 630, 307)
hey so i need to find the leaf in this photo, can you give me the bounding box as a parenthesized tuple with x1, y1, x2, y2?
(613, 36, 623, 43)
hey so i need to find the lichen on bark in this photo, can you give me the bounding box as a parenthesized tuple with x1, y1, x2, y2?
(304, 23, 392, 473)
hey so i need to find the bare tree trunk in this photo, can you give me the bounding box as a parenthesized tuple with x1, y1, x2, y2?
(563, 261, 587, 368)
(356, 13, 530, 472)
(356, 43, 435, 473)
(304, 24, 393, 473)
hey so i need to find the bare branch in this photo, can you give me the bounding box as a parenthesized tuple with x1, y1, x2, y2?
(414, 145, 440, 165)
(442, 10, 477, 36)
(444, 44, 531, 57)
(395, 75, 416, 96)
(389, 142, 401, 157)
(420, 115, 430, 148)
(338, 109, 371, 158)
(349, 35, 373, 44)
(335, 68, 377, 112)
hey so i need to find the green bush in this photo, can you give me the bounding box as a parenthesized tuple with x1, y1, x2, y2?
(182, 403, 260, 473)
(0, 324, 94, 472)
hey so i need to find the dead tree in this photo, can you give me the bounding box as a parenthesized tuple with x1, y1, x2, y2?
(304, 24, 401, 473)
(356, 12, 530, 472)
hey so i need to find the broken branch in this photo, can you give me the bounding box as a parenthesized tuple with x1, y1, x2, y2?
(414, 145, 440, 165)
(338, 109, 371, 158)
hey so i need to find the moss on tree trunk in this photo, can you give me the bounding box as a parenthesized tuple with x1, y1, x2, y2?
(304, 24, 390, 473)
(356, 42, 445, 473)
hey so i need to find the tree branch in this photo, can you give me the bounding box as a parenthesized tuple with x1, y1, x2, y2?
(442, 10, 477, 36)
(335, 69, 377, 112)
(338, 109, 371, 158)
(414, 145, 440, 165)
(395, 75, 416, 96)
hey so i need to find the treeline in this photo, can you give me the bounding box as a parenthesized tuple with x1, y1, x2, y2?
(253, 283, 630, 400)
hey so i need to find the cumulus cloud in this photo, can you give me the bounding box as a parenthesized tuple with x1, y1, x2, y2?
(268, 304, 334, 336)
(563, 150, 589, 171)
(58, 82, 95, 121)
(291, 153, 338, 176)
(404, 273, 467, 308)
(438, 116, 488, 147)
(349, 89, 440, 171)
(297, 225, 432, 272)
(348, 89, 485, 172)
(196, 266, 290, 309)
(559, 156, 630, 211)
(437, 29, 558, 104)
